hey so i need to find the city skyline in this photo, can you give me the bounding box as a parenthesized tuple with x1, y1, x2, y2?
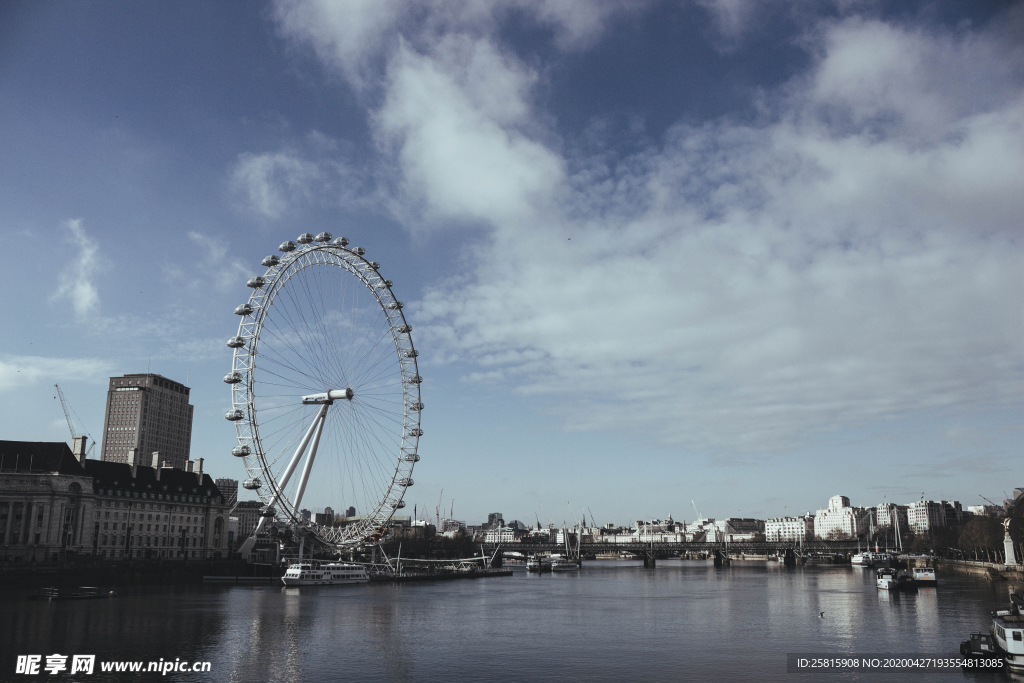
(0, 0, 1021, 523)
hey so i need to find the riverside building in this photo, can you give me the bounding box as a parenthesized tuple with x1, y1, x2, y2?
(813, 495, 873, 540)
(765, 515, 814, 543)
(100, 374, 194, 470)
(0, 439, 230, 561)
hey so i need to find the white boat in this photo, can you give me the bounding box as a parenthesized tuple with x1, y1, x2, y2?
(851, 552, 873, 567)
(911, 567, 937, 586)
(991, 590, 1024, 671)
(281, 561, 369, 586)
(550, 554, 579, 572)
(992, 611, 1024, 671)
(876, 568, 898, 590)
(526, 555, 551, 573)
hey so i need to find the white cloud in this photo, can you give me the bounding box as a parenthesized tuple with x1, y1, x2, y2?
(0, 355, 112, 393)
(273, 0, 638, 89)
(51, 219, 100, 316)
(185, 231, 253, 293)
(278, 6, 1024, 452)
(375, 37, 564, 226)
(229, 151, 322, 219)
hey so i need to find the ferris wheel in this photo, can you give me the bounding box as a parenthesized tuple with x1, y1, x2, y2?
(225, 232, 421, 552)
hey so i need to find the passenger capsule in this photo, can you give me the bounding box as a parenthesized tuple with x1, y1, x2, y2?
(279, 241, 296, 252)
(234, 303, 254, 315)
(384, 280, 393, 287)
(223, 372, 243, 384)
(409, 402, 424, 411)
(315, 232, 332, 243)
(398, 324, 412, 333)
(408, 428, 423, 437)
(353, 247, 365, 256)
(398, 478, 414, 487)
(391, 500, 406, 509)
(226, 337, 246, 348)
(261, 255, 279, 267)
(370, 261, 380, 269)
(333, 237, 349, 246)
(404, 349, 418, 358)
(231, 445, 251, 457)
(297, 233, 314, 244)
(246, 276, 266, 289)
(225, 409, 245, 421)
(404, 453, 421, 462)
(242, 478, 261, 490)
(387, 301, 404, 310)
(259, 506, 276, 517)
(406, 375, 422, 384)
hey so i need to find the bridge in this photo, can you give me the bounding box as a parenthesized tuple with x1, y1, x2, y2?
(483, 540, 870, 567)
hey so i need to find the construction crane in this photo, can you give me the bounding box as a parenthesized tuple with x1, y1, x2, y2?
(691, 500, 703, 521)
(54, 384, 95, 457)
(980, 494, 999, 507)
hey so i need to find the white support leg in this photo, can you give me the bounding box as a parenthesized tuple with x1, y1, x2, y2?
(239, 404, 328, 558)
(292, 408, 326, 514)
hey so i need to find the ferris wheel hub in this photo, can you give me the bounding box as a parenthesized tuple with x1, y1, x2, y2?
(301, 388, 354, 404)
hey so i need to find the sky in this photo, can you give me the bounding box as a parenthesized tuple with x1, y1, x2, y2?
(0, 0, 1021, 527)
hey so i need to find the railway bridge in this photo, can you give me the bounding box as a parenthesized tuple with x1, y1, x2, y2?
(483, 540, 867, 568)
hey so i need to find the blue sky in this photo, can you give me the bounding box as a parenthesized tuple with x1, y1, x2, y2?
(1, 0, 1021, 527)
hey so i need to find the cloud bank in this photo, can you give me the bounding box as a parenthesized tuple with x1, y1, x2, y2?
(274, 1, 1024, 452)
(51, 219, 101, 317)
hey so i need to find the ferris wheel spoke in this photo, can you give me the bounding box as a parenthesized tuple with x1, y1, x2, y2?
(348, 316, 396, 386)
(257, 324, 329, 389)
(297, 263, 344, 386)
(274, 281, 331, 386)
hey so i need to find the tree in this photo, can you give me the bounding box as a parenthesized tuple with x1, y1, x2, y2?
(958, 516, 1003, 560)
(826, 528, 850, 541)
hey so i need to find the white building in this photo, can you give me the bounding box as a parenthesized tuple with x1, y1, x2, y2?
(765, 515, 813, 543)
(485, 526, 516, 543)
(966, 505, 1004, 518)
(874, 504, 908, 531)
(814, 495, 872, 540)
(907, 500, 946, 534)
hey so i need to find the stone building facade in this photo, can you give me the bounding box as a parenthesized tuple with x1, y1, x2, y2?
(1, 440, 230, 561)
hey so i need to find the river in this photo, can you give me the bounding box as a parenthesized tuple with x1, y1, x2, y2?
(2, 559, 1017, 681)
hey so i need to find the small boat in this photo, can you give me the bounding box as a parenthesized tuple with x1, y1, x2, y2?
(911, 567, 937, 586)
(281, 561, 369, 586)
(526, 555, 551, 573)
(851, 552, 873, 567)
(876, 568, 898, 590)
(31, 587, 116, 601)
(960, 632, 996, 660)
(550, 555, 580, 572)
(895, 572, 917, 591)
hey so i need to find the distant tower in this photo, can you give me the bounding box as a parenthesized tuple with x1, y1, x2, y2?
(100, 374, 194, 469)
(216, 478, 239, 507)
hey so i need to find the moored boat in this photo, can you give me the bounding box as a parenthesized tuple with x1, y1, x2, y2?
(911, 566, 937, 586)
(960, 632, 996, 660)
(991, 589, 1024, 671)
(526, 555, 551, 573)
(550, 554, 580, 572)
(876, 568, 897, 590)
(281, 561, 369, 586)
(851, 552, 873, 567)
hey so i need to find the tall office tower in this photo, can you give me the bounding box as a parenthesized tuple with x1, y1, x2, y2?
(100, 373, 194, 469)
(216, 478, 239, 507)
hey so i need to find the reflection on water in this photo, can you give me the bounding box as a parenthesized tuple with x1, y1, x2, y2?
(1, 562, 1014, 682)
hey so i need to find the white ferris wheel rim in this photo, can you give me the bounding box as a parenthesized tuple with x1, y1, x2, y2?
(226, 235, 421, 548)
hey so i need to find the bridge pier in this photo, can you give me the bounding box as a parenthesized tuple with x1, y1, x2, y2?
(491, 552, 502, 568)
(783, 548, 796, 567)
(713, 548, 730, 567)
(643, 550, 656, 568)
